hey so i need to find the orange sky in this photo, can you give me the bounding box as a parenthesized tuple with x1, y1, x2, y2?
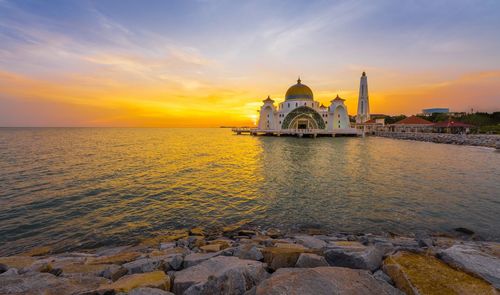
(0, 1, 499, 127)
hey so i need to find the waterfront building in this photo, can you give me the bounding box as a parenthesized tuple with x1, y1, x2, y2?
(388, 116, 433, 133)
(255, 77, 354, 134)
(356, 72, 370, 124)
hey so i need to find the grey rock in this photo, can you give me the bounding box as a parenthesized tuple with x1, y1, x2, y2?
(168, 254, 183, 270)
(234, 244, 264, 261)
(0, 272, 97, 295)
(173, 256, 268, 295)
(325, 243, 391, 272)
(183, 251, 221, 269)
(438, 244, 500, 289)
(0, 268, 18, 276)
(293, 235, 327, 250)
(295, 253, 328, 268)
(100, 264, 128, 281)
(254, 267, 403, 295)
(123, 257, 167, 274)
(129, 287, 175, 295)
(373, 270, 393, 285)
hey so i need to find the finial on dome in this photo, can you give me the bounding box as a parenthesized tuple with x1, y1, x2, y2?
(297, 76, 301, 84)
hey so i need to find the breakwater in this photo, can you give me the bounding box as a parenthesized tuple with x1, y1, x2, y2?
(373, 132, 500, 148)
(0, 227, 499, 294)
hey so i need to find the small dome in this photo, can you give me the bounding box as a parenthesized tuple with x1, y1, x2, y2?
(285, 78, 313, 100)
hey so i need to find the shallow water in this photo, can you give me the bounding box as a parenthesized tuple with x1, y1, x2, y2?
(0, 128, 499, 255)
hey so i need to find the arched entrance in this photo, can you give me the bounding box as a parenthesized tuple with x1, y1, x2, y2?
(281, 106, 325, 129)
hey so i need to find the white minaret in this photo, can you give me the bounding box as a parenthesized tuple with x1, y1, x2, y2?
(356, 71, 370, 124)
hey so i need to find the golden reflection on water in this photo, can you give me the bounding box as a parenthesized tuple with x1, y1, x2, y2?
(0, 128, 499, 254)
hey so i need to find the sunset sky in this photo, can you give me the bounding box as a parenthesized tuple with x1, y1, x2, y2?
(1, 0, 499, 127)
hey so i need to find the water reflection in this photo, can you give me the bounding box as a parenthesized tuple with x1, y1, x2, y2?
(0, 128, 498, 255)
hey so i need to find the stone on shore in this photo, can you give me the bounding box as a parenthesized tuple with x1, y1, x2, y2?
(173, 256, 268, 295)
(262, 247, 306, 271)
(0, 272, 98, 295)
(438, 244, 500, 289)
(294, 235, 327, 250)
(233, 244, 263, 261)
(325, 243, 390, 272)
(254, 267, 402, 295)
(383, 251, 497, 294)
(183, 252, 221, 268)
(123, 257, 167, 274)
(295, 253, 328, 268)
(102, 271, 170, 292)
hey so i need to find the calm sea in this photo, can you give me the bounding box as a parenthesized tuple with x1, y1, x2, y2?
(0, 128, 499, 255)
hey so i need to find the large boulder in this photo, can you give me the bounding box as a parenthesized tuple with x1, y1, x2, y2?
(295, 253, 328, 268)
(438, 244, 500, 289)
(173, 256, 268, 295)
(254, 267, 402, 295)
(325, 243, 390, 272)
(0, 272, 99, 295)
(383, 251, 497, 294)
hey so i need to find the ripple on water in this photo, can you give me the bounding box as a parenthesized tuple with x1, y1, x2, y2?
(0, 128, 499, 255)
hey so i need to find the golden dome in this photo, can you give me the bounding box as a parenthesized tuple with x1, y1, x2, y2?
(285, 78, 313, 100)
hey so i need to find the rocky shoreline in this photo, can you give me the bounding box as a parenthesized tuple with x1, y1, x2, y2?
(372, 132, 500, 148)
(1, 226, 499, 295)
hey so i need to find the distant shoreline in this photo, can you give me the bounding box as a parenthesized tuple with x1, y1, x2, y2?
(371, 132, 500, 149)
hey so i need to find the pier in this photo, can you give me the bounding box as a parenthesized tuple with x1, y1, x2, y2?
(232, 128, 362, 138)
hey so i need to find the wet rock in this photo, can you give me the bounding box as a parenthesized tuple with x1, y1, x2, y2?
(262, 247, 306, 271)
(102, 271, 170, 293)
(294, 235, 327, 250)
(0, 272, 94, 295)
(233, 244, 263, 261)
(173, 256, 268, 295)
(383, 251, 497, 294)
(129, 287, 175, 295)
(295, 253, 328, 268)
(254, 267, 402, 295)
(438, 244, 500, 289)
(183, 252, 221, 268)
(325, 243, 390, 272)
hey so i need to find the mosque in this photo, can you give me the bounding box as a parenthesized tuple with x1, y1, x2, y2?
(237, 72, 370, 136)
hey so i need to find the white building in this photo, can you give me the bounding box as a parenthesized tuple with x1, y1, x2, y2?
(356, 72, 370, 124)
(257, 78, 351, 132)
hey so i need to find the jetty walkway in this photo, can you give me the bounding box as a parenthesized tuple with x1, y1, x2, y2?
(232, 128, 362, 138)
